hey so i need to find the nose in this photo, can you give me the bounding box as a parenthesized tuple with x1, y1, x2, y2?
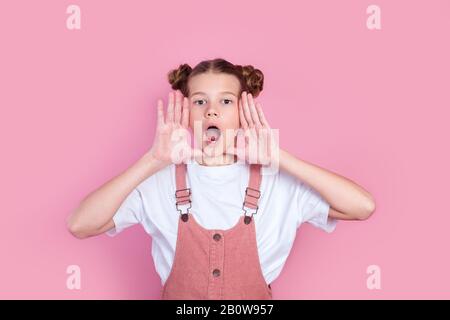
(205, 107, 219, 118)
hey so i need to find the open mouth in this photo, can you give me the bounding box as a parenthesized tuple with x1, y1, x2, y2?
(205, 125, 221, 143)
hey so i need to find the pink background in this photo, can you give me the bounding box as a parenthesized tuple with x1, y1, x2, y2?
(1, 0, 449, 299)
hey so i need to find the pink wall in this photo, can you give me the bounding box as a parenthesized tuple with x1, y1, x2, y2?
(1, 0, 449, 299)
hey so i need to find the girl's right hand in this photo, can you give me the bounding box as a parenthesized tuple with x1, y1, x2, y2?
(148, 90, 198, 167)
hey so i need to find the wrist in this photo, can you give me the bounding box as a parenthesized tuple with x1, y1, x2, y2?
(139, 151, 170, 173)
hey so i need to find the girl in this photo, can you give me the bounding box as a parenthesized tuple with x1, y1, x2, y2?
(67, 58, 375, 300)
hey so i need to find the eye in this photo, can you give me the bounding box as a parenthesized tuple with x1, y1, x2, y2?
(223, 99, 233, 105)
(194, 99, 206, 106)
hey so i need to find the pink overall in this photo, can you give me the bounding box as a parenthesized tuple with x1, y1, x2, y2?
(161, 163, 273, 300)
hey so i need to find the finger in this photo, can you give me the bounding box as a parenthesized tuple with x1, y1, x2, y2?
(256, 102, 269, 127)
(238, 98, 248, 129)
(167, 91, 175, 123)
(157, 99, 164, 126)
(174, 90, 182, 124)
(181, 96, 190, 128)
(247, 93, 263, 129)
(241, 91, 254, 127)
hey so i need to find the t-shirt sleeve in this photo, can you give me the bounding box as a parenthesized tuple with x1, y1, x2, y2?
(106, 188, 145, 237)
(296, 180, 338, 233)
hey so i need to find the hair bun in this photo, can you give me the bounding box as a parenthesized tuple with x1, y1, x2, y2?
(167, 63, 192, 92)
(239, 65, 264, 97)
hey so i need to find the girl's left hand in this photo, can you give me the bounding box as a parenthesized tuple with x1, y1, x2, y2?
(226, 91, 279, 166)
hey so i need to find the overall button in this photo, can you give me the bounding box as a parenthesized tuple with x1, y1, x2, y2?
(213, 233, 222, 241)
(212, 269, 221, 277)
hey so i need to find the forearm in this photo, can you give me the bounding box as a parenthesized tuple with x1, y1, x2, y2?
(278, 148, 375, 220)
(67, 151, 166, 236)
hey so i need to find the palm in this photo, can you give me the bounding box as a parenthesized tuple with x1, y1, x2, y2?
(236, 127, 276, 165)
(229, 91, 278, 166)
(150, 90, 195, 165)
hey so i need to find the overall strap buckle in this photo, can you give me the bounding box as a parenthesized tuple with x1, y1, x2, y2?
(175, 188, 191, 221)
(243, 186, 261, 224)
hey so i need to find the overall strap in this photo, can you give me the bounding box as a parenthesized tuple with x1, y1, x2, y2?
(175, 163, 191, 221)
(243, 164, 262, 224)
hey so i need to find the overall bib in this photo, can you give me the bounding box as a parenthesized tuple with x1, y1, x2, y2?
(161, 163, 272, 300)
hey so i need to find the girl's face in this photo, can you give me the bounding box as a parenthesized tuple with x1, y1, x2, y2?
(188, 72, 241, 155)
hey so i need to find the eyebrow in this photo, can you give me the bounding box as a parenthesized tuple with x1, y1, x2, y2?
(191, 91, 237, 97)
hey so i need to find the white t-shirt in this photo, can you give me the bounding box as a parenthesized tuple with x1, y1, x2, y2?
(107, 159, 337, 285)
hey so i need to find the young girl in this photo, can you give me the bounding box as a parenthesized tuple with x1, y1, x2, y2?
(68, 58, 375, 300)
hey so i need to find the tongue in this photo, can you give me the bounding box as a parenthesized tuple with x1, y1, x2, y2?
(206, 127, 221, 141)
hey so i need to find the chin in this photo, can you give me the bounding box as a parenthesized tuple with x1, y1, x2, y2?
(202, 137, 233, 156)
